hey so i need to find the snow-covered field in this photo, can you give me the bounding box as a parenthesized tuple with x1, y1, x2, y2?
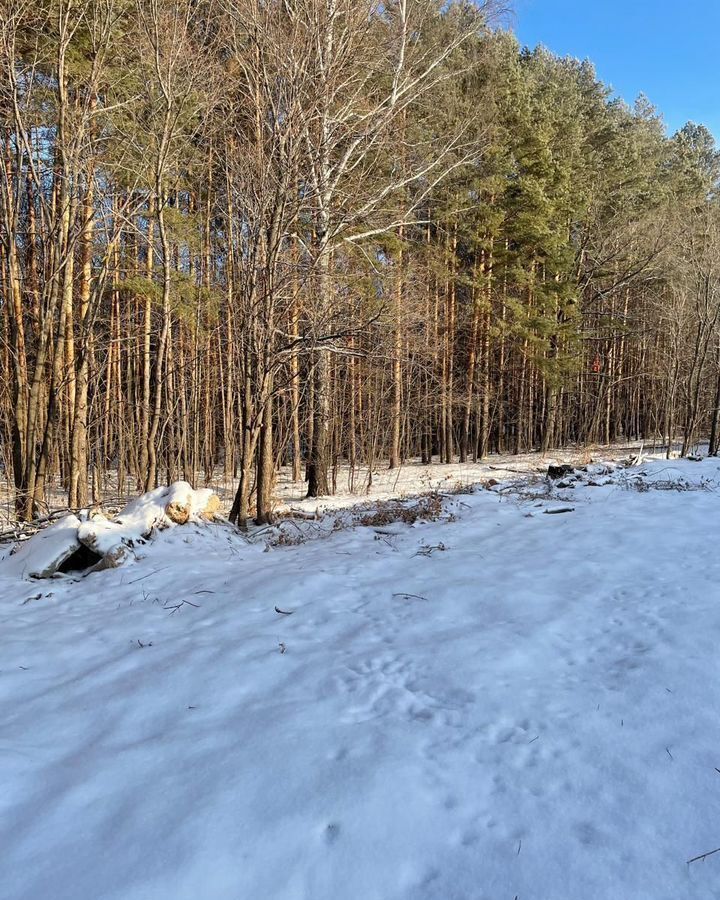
(2, 456, 720, 899)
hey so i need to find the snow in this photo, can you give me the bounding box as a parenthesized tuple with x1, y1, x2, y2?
(2, 458, 720, 899)
(78, 481, 217, 558)
(0, 441, 658, 530)
(5, 482, 220, 579)
(2, 514, 83, 579)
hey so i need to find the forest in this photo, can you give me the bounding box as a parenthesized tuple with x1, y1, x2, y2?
(2, 0, 720, 526)
(5, 6, 720, 898)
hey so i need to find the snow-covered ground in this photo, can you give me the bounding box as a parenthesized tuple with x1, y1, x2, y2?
(2, 457, 720, 899)
(0, 441, 664, 527)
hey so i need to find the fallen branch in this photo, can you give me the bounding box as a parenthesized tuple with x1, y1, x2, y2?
(163, 598, 200, 614)
(413, 543, 446, 557)
(126, 567, 171, 585)
(544, 507, 575, 515)
(687, 846, 720, 865)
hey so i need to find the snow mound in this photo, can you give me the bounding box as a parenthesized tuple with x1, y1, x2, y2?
(1, 482, 221, 580)
(2, 514, 83, 579)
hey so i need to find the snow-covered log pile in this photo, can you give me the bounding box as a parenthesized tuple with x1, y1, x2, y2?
(545, 461, 619, 487)
(1, 482, 221, 579)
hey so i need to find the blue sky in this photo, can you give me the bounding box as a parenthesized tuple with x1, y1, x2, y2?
(510, 0, 720, 140)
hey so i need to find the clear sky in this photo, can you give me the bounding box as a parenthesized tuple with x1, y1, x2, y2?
(510, 0, 720, 140)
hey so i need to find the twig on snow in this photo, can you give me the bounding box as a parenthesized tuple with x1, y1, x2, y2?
(687, 846, 720, 865)
(163, 598, 200, 614)
(126, 567, 171, 585)
(414, 542, 446, 557)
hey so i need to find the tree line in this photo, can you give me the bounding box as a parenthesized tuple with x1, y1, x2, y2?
(2, 0, 720, 525)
